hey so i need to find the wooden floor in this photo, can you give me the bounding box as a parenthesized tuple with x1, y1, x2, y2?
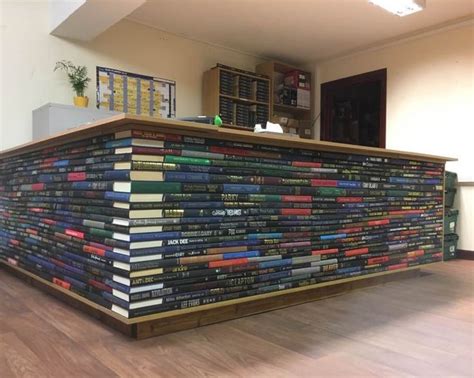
(1, 261, 473, 377)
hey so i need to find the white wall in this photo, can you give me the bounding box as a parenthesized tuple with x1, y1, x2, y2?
(0, 1, 263, 150)
(314, 23, 474, 250)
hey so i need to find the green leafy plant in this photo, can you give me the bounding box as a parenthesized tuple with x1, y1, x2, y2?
(54, 60, 91, 97)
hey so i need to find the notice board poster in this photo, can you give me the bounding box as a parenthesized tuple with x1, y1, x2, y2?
(96, 66, 176, 118)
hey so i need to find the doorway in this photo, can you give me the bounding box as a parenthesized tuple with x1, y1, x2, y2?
(321, 69, 386, 148)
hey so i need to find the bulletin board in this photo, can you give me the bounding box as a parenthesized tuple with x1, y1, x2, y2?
(96, 66, 176, 118)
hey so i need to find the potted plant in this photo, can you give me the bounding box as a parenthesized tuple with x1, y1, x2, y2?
(54, 60, 91, 107)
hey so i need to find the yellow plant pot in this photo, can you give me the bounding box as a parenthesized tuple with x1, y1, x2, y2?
(73, 96, 89, 108)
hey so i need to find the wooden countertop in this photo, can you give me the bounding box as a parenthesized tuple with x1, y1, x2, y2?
(0, 114, 456, 163)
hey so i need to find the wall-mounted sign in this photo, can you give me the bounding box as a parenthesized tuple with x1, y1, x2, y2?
(96, 66, 176, 118)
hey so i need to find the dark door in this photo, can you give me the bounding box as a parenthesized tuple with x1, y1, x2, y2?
(321, 69, 386, 148)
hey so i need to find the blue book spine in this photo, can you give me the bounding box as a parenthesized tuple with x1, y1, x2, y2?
(223, 184, 260, 194)
(53, 160, 70, 167)
(337, 180, 361, 188)
(320, 233, 347, 240)
(223, 250, 260, 259)
(105, 191, 130, 202)
(28, 255, 55, 270)
(250, 232, 283, 240)
(104, 171, 131, 181)
(71, 182, 93, 190)
(38, 174, 55, 183)
(180, 201, 223, 209)
(165, 172, 210, 183)
(336, 266, 361, 274)
(258, 271, 290, 282)
(129, 231, 181, 242)
(105, 251, 128, 262)
(106, 138, 132, 148)
(259, 258, 292, 269)
(105, 279, 130, 293)
(103, 291, 129, 308)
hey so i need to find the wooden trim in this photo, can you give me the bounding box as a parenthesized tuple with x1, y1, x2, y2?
(321, 69, 387, 148)
(458, 181, 474, 187)
(456, 249, 474, 260)
(1, 260, 430, 339)
(0, 114, 455, 163)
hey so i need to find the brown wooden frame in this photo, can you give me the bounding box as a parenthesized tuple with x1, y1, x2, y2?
(321, 68, 387, 148)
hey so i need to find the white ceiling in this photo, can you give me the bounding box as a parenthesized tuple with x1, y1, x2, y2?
(127, 0, 474, 64)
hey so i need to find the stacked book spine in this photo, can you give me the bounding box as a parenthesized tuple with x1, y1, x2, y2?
(0, 129, 444, 318)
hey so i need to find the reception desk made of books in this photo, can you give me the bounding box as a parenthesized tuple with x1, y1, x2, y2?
(0, 115, 455, 338)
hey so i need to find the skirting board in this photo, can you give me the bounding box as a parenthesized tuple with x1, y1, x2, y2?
(1, 261, 432, 339)
(457, 249, 474, 260)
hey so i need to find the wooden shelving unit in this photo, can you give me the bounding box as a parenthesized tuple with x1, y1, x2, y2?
(256, 61, 313, 139)
(202, 65, 270, 130)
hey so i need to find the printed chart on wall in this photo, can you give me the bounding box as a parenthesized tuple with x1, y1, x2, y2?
(96, 66, 176, 118)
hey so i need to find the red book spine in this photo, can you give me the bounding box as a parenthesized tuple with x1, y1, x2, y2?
(67, 172, 86, 181)
(209, 258, 249, 268)
(312, 248, 339, 255)
(368, 219, 390, 226)
(388, 263, 408, 271)
(282, 195, 312, 202)
(51, 258, 65, 268)
(281, 208, 311, 216)
(345, 247, 369, 257)
(336, 197, 363, 203)
(7, 258, 18, 266)
(88, 279, 111, 292)
(280, 241, 312, 248)
(130, 130, 169, 140)
(367, 256, 389, 265)
(407, 250, 424, 258)
(389, 210, 423, 215)
(210, 146, 279, 159)
(29, 208, 44, 213)
(65, 229, 84, 239)
(311, 179, 337, 187)
(31, 183, 45, 191)
(9, 239, 20, 246)
(83, 245, 106, 256)
(293, 161, 322, 168)
(131, 147, 181, 156)
(53, 277, 71, 290)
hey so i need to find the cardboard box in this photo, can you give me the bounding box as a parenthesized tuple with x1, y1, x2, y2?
(287, 118, 299, 128)
(298, 120, 313, 139)
(284, 70, 311, 89)
(297, 89, 311, 109)
(271, 116, 289, 126)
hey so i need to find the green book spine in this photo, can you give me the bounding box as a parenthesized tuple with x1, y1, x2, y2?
(248, 194, 281, 202)
(89, 228, 114, 238)
(131, 161, 166, 171)
(165, 156, 211, 166)
(318, 187, 347, 197)
(130, 181, 182, 193)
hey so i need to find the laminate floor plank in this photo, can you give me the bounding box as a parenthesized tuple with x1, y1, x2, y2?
(0, 260, 473, 377)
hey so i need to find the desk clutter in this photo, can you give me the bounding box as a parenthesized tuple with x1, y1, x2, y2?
(0, 125, 445, 319)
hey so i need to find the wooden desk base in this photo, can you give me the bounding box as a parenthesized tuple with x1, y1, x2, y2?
(0, 261, 426, 339)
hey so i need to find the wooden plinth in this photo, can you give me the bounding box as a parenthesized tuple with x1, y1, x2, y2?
(0, 261, 431, 339)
